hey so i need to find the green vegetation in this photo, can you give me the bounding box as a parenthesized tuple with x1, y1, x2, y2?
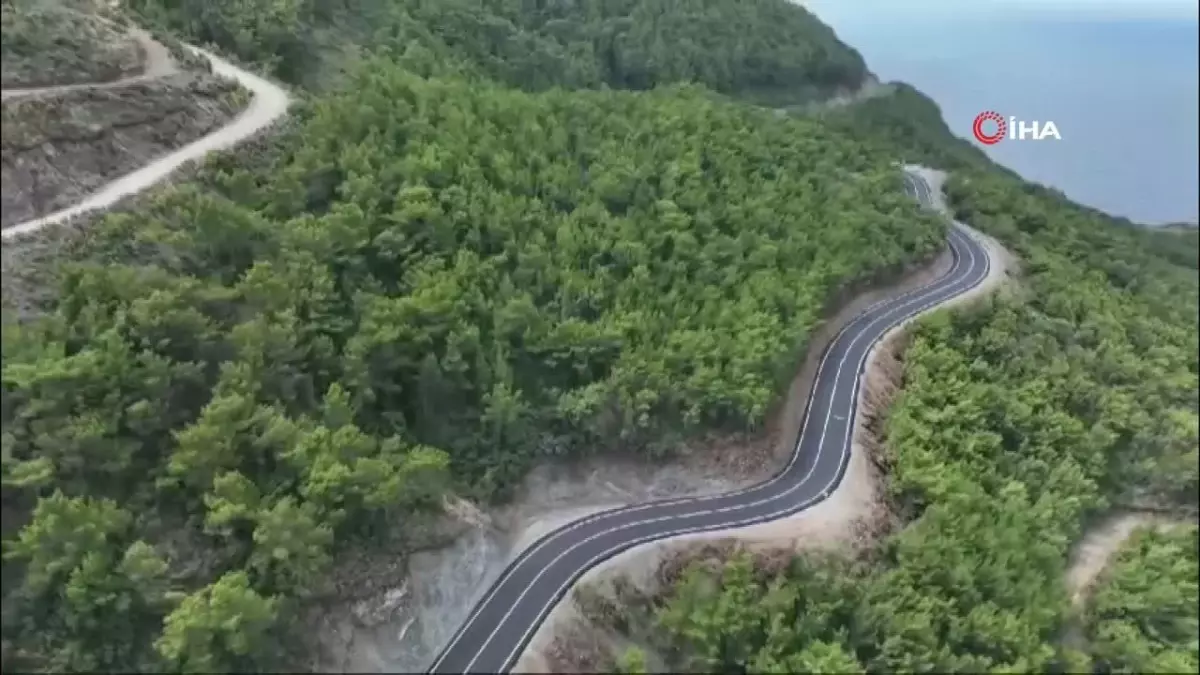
(1, 18, 937, 667)
(1143, 223, 1200, 271)
(1084, 525, 1199, 673)
(4, 0, 1195, 671)
(817, 83, 996, 172)
(634, 116, 1198, 672)
(1, 0, 144, 88)
(124, 0, 868, 99)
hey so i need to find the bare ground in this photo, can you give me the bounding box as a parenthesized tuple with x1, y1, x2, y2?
(1065, 511, 1194, 609)
(0, 1, 142, 89)
(2, 73, 244, 228)
(1, 23, 177, 100)
(2, 19, 290, 239)
(1059, 510, 1196, 653)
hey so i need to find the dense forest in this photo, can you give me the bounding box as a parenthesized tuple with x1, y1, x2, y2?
(3, 0, 1197, 671)
(123, 0, 868, 100)
(1084, 525, 1198, 673)
(623, 118, 1198, 673)
(1, 45, 941, 674)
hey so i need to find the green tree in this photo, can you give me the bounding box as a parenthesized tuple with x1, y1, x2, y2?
(616, 645, 649, 673)
(248, 497, 333, 595)
(155, 571, 280, 673)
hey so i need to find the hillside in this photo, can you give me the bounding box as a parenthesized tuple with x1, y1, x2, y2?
(125, 0, 869, 100)
(575, 85, 1199, 675)
(1, 0, 140, 87)
(2, 76, 244, 229)
(1, 0, 1196, 673)
(0, 7, 936, 667)
(1, 0, 248, 233)
(1083, 524, 1198, 673)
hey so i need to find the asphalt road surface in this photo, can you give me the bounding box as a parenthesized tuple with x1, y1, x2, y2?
(429, 171, 992, 674)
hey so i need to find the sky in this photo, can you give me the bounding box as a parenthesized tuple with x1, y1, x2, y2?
(798, 0, 1200, 224)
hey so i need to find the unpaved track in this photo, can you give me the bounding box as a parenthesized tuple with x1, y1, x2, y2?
(1067, 511, 1193, 608)
(1, 25, 176, 101)
(2, 26, 290, 240)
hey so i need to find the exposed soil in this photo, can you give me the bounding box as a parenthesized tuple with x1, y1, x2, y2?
(2, 74, 244, 228)
(1066, 511, 1194, 609)
(2, 22, 180, 101)
(1059, 510, 1196, 653)
(1, 42, 288, 240)
(792, 74, 895, 114)
(0, 1, 142, 89)
(0, 114, 294, 318)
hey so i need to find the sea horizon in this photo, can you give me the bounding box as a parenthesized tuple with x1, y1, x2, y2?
(799, 0, 1200, 226)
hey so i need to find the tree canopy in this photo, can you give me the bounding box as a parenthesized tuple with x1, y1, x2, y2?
(3, 0, 1195, 671)
(1084, 525, 1199, 674)
(124, 0, 868, 99)
(641, 108, 1198, 673)
(2, 38, 937, 671)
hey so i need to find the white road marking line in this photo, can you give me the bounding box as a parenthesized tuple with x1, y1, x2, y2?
(468, 224, 984, 673)
(427, 213, 964, 671)
(490, 222, 989, 673)
(432, 173, 975, 674)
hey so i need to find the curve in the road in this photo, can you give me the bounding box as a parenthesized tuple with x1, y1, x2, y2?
(429, 171, 993, 674)
(1, 24, 178, 101)
(2, 27, 290, 241)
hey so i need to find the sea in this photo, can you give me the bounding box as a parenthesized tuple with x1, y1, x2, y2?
(799, 0, 1200, 226)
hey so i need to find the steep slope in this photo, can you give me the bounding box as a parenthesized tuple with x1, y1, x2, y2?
(2, 75, 243, 228)
(125, 0, 869, 100)
(1080, 523, 1198, 673)
(1, 0, 251, 232)
(605, 91, 1198, 674)
(1, 0, 1192, 673)
(0, 61, 946, 671)
(1, 0, 141, 88)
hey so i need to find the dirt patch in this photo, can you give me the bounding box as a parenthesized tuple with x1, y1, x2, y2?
(1, 1, 142, 89)
(1059, 510, 1195, 652)
(796, 75, 896, 114)
(1066, 511, 1193, 609)
(0, 113, 294, 319)
(302, 497, 503, 673)
(2, 23, 182, 101)
(1, 40, 290, 239)
(2, 73, 243, 228)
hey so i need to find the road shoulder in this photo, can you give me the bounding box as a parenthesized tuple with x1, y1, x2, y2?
(509, 174, 1016, 674)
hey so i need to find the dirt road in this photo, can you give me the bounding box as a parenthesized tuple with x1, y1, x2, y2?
(2, 26, 290, 240)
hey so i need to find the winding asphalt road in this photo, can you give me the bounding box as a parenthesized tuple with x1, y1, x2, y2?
(428, 171, 993, 674)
